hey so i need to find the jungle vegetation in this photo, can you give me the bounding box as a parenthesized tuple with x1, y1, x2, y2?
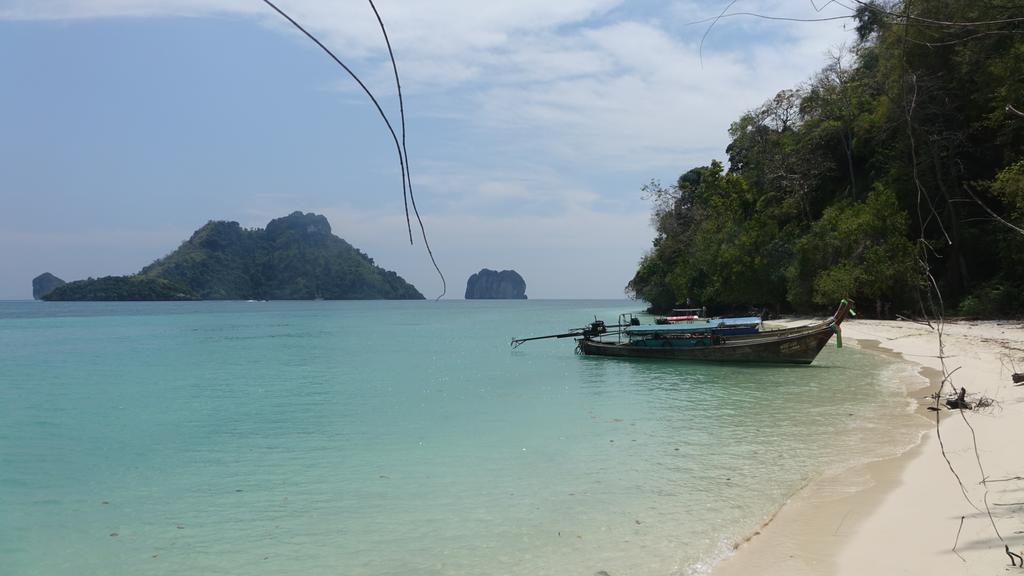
(628, 1, 1024, 318)
(43, 276, 198, 301)
(47, 212, 423, 301)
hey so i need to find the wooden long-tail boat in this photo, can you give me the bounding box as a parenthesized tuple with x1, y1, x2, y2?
(512, 300, 853, 365)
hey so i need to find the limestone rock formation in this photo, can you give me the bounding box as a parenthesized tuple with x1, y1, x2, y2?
(465, 269, 527, 299)
(32, 273, 65, 300)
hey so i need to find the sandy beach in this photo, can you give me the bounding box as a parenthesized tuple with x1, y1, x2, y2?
(713, 317, 1024, 576)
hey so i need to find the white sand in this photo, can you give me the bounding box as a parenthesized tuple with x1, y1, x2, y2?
(712, 317, 1024, 576)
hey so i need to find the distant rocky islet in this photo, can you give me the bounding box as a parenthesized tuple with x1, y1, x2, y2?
(39, 212, 423, 301)
(465, 269, 527, 299)
(32, 272, 66, 300)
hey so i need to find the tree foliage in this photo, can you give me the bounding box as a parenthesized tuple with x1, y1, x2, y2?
(141, 212, 424, 300)
(43, 276, 198, 301)
(629, 0, 1024, 317)
(49, 212, 423, 301)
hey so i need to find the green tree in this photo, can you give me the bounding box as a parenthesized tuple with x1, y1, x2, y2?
(788, 185, 919, 316)
(629, 0, 1024, 317)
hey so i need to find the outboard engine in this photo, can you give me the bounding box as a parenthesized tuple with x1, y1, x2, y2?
(583, 320, 607, 338)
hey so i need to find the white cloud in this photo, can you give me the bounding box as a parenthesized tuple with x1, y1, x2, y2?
(454, 7, 856, 170)
(411, 161, 603, 213)
(0, 0, 262, 20)
(1, 0, 622, 56)
(0, 0, 859, 298)
(1, 0, 856, 171)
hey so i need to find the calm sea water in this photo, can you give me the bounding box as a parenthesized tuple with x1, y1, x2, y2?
(0, 300, 920, 576)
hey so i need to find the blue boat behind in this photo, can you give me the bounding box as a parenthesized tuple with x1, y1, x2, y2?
(625, 316, 761, 337)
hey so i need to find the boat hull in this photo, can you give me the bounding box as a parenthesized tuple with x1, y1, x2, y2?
(577, 324, 837, 364)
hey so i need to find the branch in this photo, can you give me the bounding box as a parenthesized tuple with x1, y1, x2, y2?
(688, 12, 853, 25)
(964, 186, 1024, 237)
(698, 0, 740, 69)
(850, 0, 1024, 27)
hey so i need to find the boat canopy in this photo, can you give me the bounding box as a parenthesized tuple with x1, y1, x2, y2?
(625, 316, 761, 335)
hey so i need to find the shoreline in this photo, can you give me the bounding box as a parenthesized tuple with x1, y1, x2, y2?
(711, 318, 1024, 576)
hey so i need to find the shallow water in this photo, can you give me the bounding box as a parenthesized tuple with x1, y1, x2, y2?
(0, 300, 920, 575)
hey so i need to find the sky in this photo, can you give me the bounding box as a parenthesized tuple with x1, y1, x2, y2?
(0, 0, 857, 300)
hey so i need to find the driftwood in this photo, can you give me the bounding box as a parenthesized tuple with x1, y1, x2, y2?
(945, 387, 972, 410)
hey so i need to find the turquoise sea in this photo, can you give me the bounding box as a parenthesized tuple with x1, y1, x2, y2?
(0, 300, 922, 576)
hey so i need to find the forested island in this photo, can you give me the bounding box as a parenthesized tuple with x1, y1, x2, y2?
(628, 1, 1023, 317)
(46, 276, 199, 301)
(44, 212, 423, 301)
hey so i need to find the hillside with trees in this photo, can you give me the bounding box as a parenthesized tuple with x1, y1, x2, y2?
(44, 276, 198, 301)
(45, 212, 423, 301)
(628, 0, 1024, 317)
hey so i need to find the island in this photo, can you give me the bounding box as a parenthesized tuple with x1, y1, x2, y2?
(45, 276, 198, 301)
(32, 273, 66, 300)
(464, 269, 527, 299)
(43, 212, 423, 301)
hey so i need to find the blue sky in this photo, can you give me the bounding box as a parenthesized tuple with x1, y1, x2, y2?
(0, 0, 856, 299)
